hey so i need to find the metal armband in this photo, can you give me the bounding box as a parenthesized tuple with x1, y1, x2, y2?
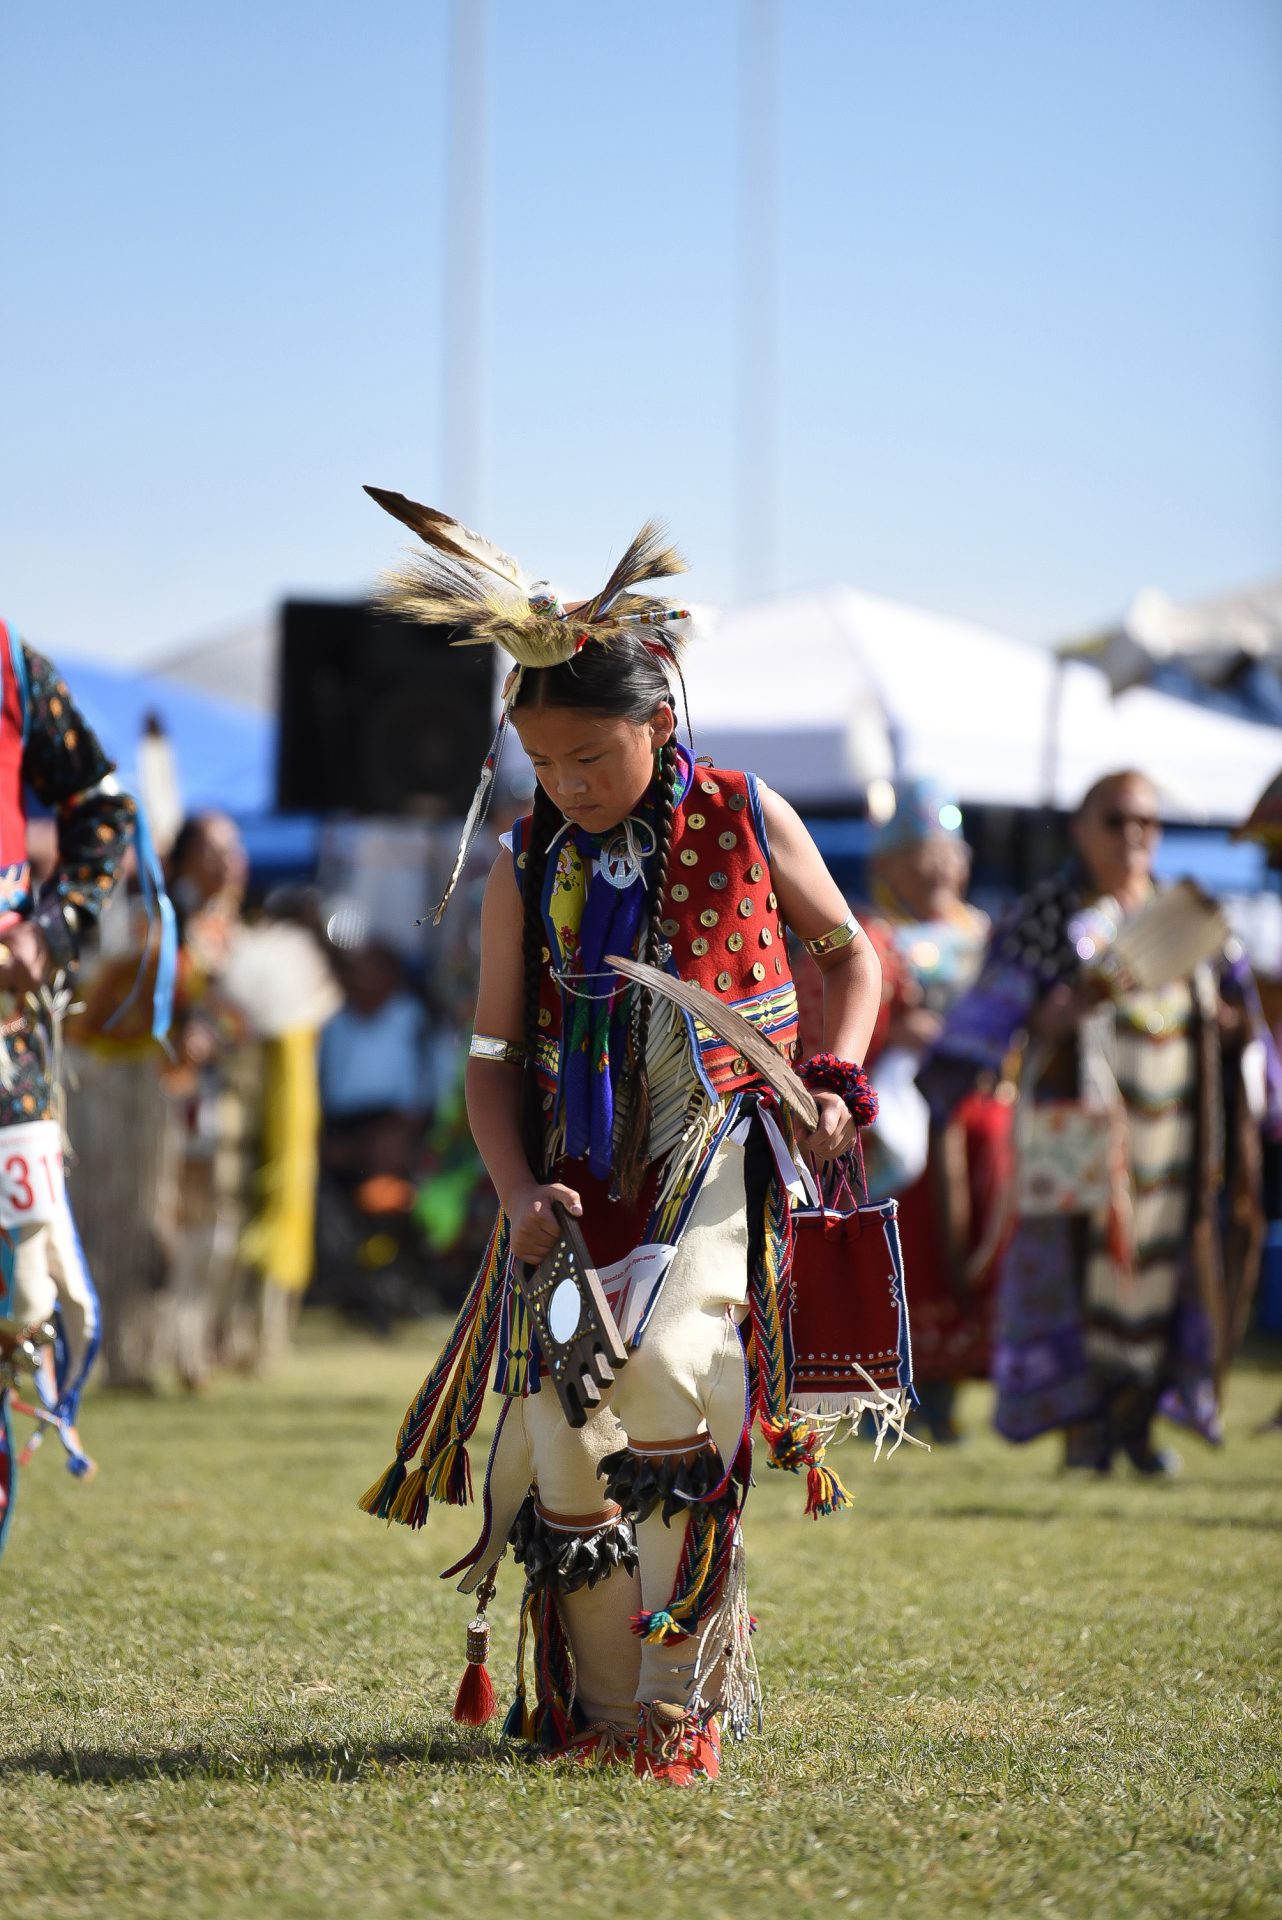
(468, 1033, 527, 1066)
(804, 912, 863, 959)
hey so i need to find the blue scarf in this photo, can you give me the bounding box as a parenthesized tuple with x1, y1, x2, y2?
(552, 746, 693, 1179)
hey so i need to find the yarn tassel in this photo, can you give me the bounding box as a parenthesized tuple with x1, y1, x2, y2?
(452, 1577, 498, 1726)
(762, 1413, 855, 1520)
(357, 1458, 407, 1520)
(388, 1465, 430, 1528)
(805, 1460, 852, 1519)
(423, 1437, 473, 1507)
(453, 1648, 496, 1725)
(632, 1607, 683, 1645)
(760, 1413, 822, 1473)
(502, 1584, 537, 1742)
(358, 1211, 509, 1528)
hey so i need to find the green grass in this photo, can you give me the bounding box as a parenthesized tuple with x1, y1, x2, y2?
(3, 1316, 1280, 1920)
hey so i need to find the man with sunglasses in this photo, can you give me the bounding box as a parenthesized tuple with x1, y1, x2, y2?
(1071, 778, 1162, 922)
(920, 770, 1265, 1475)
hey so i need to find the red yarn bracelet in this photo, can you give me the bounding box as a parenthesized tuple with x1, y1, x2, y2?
(797, 1052, 878, 1128)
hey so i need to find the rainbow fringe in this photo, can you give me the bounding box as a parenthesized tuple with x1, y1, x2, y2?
(358, 1214, 508, 1526)
(746, 1164, 851, 1519)
(631, 1497, 739, 1644)
(745, 1162, 793, 1434)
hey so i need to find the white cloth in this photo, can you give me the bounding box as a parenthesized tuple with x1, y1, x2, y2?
(8, 1207, 100, 1414)
(464, 1137, 753, 1721)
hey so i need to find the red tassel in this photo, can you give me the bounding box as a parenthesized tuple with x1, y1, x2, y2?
(453, 1652, 498, 1725)
(452, 1579, 498, 1726)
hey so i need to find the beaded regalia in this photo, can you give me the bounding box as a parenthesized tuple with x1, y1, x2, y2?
(359, 497, 911, 1784)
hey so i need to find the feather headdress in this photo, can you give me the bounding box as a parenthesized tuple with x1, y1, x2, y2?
(365, 488, 689, 669)
(364, 488, 692, 919)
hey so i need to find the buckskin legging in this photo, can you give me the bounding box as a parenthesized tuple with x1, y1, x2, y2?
(7, 1208, 99, 1404)
(463, 1136, 752, 1730)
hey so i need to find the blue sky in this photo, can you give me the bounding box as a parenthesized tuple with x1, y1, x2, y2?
(1, 0, 1278, 667)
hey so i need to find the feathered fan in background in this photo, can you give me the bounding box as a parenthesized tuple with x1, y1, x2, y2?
(363, 487, 691, 920)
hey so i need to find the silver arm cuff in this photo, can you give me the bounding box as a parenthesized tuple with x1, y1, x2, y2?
(469, 1033, 527, 1066)
(804, 911, 863, 959)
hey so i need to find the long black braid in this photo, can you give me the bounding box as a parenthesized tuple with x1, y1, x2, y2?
(519, 781, 561, 1177)
(614, 741, 677, 1203)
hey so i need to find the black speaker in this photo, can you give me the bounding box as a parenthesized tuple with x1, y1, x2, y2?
(275, 600, 496, 815)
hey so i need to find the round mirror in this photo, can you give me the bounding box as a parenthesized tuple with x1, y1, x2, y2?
(547, 1277, 582, 1344)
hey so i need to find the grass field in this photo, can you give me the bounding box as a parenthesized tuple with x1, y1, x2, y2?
(3, 1317, 1280, 1920)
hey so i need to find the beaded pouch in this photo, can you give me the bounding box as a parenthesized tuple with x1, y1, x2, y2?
(1015, 1102, 1120, 1216)
(787, 1196, 914, 1414)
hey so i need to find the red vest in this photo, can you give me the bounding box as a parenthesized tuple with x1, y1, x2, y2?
(515, 763, 800, 1103)
(0, 624, 32, 931)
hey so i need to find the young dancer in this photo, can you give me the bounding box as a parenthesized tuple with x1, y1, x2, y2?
(360, 497, 885, 1783)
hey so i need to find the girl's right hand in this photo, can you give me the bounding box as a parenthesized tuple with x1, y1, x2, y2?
(505, 1181, 584, 1264)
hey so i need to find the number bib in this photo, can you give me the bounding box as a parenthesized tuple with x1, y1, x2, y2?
(0, 1119, 66, 1229)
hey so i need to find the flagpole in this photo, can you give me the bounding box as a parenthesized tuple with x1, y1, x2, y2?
(734, 0, 780, 603)
(442, 0, 488, 522)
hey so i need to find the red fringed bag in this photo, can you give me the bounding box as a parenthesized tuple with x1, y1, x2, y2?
(787, 1193, 915, 1414)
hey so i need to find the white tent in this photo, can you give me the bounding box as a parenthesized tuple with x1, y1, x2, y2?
(150, 613, 277, 711)
(1062, 577, 1282, 695)
(683, 587, 1282, 822)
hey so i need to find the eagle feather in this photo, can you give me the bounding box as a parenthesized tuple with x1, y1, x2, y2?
(363, 488, 528, 592)
(583, 520, 687, 622)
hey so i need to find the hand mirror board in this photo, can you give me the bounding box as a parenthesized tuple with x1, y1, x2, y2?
(513, 1204, 628, 1428)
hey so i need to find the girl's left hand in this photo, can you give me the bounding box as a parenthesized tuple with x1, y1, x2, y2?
(799, 1088, 857, 1164)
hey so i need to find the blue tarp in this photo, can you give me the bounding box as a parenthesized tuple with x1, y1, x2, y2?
(1148, 662, 1282, 728)
(237, 813, 323, 880)
(43, 654, 323, 881)
(54, 652, 275, 815)
(1154, 830, 1274, 896)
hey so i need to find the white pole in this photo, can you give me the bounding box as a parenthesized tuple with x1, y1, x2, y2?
(735, 0, 780, 603)
(1041, 653, 1067, 808)
(442, 0, 489, 521)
